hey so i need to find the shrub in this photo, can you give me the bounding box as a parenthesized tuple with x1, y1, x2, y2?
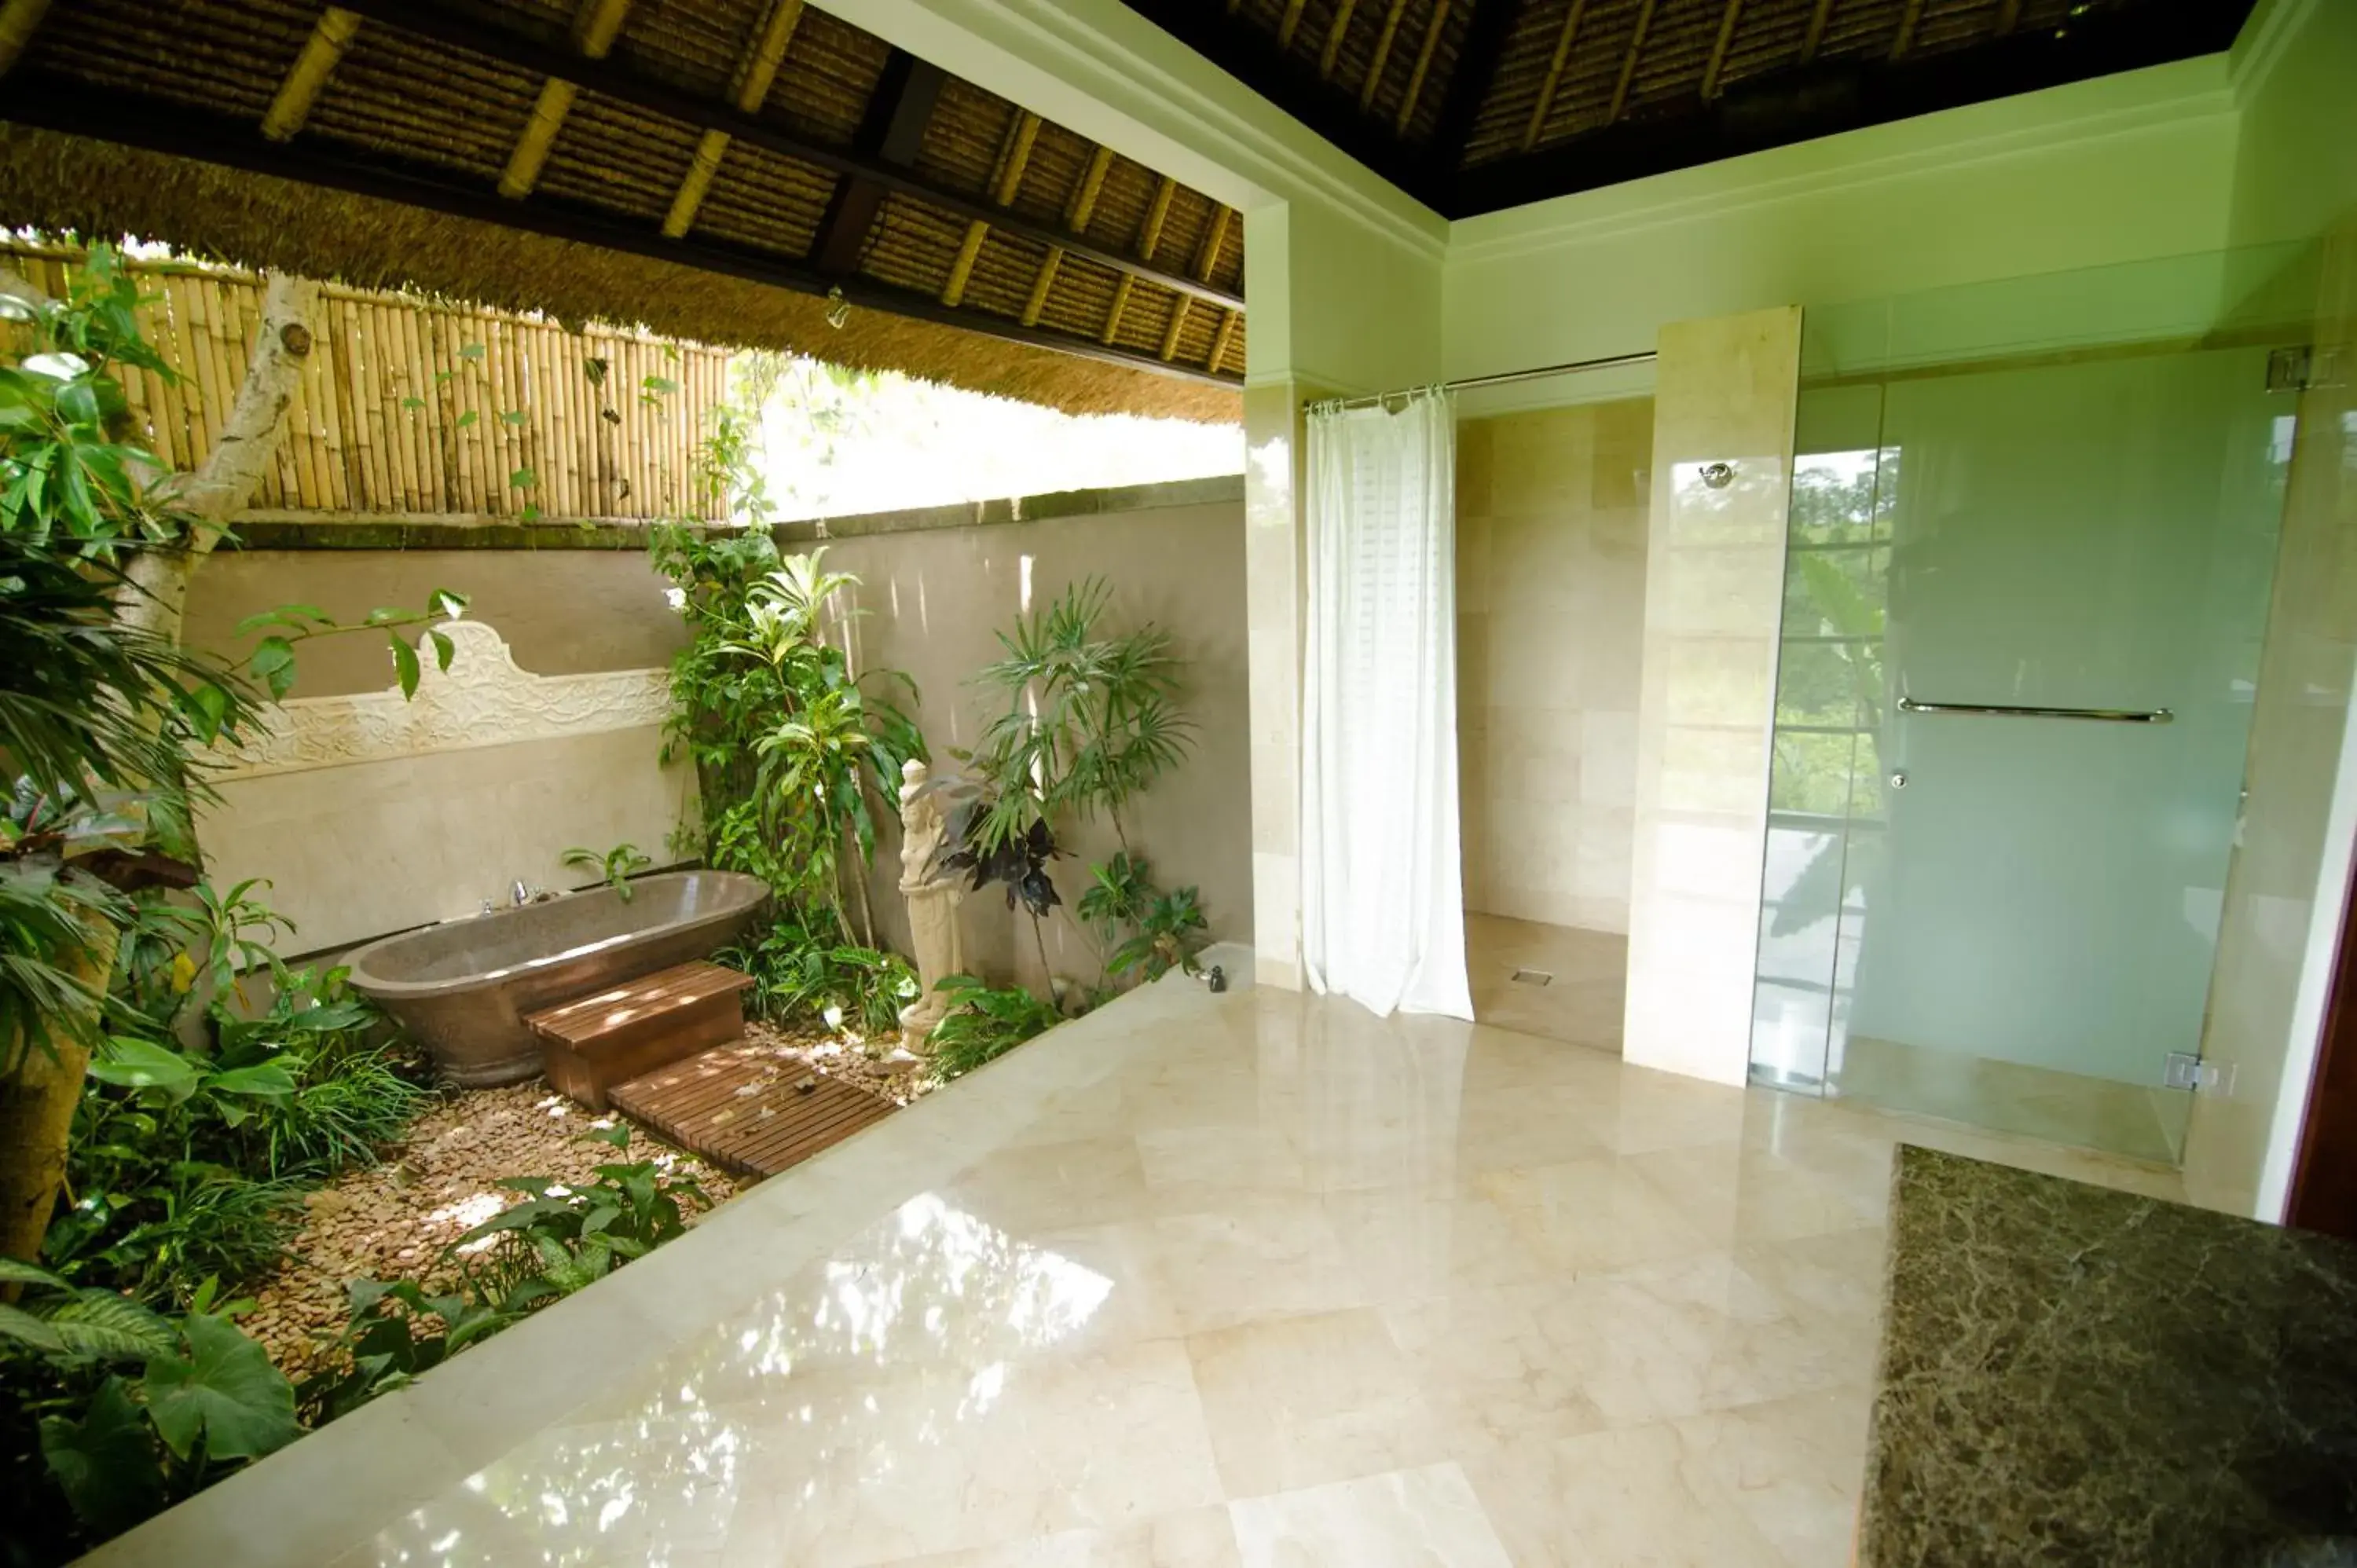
(928, 976, 1064, 1083)
(0, 1262, 298, 1553)
(720, 918, 917, 1036)
(296, 1127, 709, 1423)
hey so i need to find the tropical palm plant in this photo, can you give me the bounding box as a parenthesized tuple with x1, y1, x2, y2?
(968, 577, 1192, 855)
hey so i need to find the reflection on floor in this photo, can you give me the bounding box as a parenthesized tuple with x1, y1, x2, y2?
(107, 960, 2189, 1568)
(1837, 1035, 2181, 1167)
(1465, 912, 1626, 1051)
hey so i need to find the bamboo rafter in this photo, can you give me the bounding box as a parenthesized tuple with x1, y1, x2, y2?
(1606, 0, 1659, 123)
(941, 110, 1040, 308)
(1996, 0, 2023, 33)
(499, 0, 635, 201)
(1523, 0, 1590, 150)
(1277, 0, 1311, 49)
(1101, 175, 1176, 346)
(1022, 144, 1114, 327)
(1321, 0, 1363, 77)
(1702, 0, 1745, 98)
(262, 7, 364, 143)
(1891, 0, 1926, 57)
(1802, 0, 1838, 61)
(1160, 203, 1233, 363)
(662, 0, 805, 239)
(1359, 0, 1413, 111)
(1395, 0, 1454, 134)
(0, 0, 51, 75)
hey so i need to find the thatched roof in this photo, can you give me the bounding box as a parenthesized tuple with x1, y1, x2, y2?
(0, 0, 1247, 423)
(1123, 0, 2253, 215)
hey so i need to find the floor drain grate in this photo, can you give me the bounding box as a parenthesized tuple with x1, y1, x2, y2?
(1509, 969, 1553, 987)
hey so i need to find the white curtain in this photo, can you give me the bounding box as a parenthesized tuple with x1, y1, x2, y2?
(1300, 389, 1473, 1020)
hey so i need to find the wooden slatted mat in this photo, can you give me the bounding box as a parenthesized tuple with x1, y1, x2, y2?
(607, 1039, 898, 1178)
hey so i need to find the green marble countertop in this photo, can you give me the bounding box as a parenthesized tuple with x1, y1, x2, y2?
(1860, 1145, 2357, 1567)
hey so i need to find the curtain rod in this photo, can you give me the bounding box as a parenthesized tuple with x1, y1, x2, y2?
(1310, 350, 1659, 413)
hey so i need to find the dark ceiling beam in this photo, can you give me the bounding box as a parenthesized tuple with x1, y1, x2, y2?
(1452, 0, 2253, 218)
(325, 0, 1241, 311)
(1115, 0, 1448, 207)
(0, 78, 1241, 388)
(810, 49, 945, 277)
(1428, 0, 1522, 167)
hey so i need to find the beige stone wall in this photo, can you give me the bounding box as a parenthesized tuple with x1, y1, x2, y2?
(1455, 397, 1651, 936)
(185, 549, 687, 698)
(1622, 308, 1803, 1087)
(822, 500, 1252, 989)
(181, 496, 1251, 981)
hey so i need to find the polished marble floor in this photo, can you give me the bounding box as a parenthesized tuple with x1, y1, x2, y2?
(1464, 912, 1626, 1050)
(1835, 1034, 2183, 1167)
(92, 954, 2186, 1568)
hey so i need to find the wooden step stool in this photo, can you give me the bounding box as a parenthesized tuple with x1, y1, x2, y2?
(525, 960, 756, 1112)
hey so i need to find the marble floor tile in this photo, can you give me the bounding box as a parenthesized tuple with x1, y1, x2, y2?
(1186, 1307, 1446, 1495)
(1227, 1464, 1515, 1568)
(97, 973, 2204, 1568)
(880, 1508, 1244, 1567)
(1149, 1196, 1369, 1334)
(1464, 1422, 1785, 1567)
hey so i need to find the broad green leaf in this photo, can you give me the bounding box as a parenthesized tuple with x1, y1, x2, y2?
(500, 408, 530, 426)
(456, 410, 479, 430)
(250, 636, 297, 702)
(428, 629, 455, 672)
(41, 1377, 163, 1534)
(0, 1257, 69, 1290)
(508, 467, 536, 490)
(460, 342, 486, 361)
(390, 634, 422, 699)
(140, 1313, 300, 1463)
(400, 395, 425, 411)
(0, 1301, 65, 1352)
(182, 678, 231, 742)
(205, 1061, 298, 1099)
(429, 587, 469, 619)
(47, 1292, 180, 1361)
(88, 1036, 202, 1103)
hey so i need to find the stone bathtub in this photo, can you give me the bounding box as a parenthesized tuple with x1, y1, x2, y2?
(346, 870, 768, 1086)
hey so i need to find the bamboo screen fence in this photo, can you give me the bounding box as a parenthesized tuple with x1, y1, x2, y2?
(3, 244, 732, 522)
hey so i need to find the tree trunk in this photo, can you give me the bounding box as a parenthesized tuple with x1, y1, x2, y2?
(0, 924, 117, 1284)
(115, 271, 320, 646)
(0, 268, 317, 1278)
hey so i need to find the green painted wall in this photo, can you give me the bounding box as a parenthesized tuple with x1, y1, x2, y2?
(2227, 0, 2357, 248)
(1441, 58, 2241, 384)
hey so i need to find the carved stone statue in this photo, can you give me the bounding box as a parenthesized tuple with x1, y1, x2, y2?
(896, 757, 963, 1045)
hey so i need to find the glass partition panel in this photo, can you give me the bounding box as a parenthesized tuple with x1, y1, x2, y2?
(1750, 245, 2308, 1163)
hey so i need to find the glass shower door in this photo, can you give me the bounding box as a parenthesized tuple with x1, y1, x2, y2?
(1752, 339, 2289, 1163)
